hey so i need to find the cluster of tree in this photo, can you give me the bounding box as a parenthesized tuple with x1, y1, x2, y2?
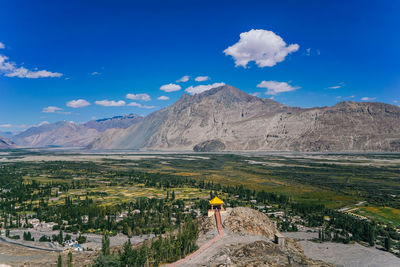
(23, 231, 34, 241)
(57, 251, 73, 267)
(93, 217, 199, 267)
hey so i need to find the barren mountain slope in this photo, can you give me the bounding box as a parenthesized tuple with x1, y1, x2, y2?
(12, 115, 142, 148)
(91, 85, 400, 152)
(0, 136, 15, 149)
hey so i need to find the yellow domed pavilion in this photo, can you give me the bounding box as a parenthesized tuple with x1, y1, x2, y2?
(208, 196, 226, 217)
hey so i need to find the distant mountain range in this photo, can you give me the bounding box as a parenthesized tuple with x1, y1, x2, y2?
(2, 85, 400, 151)
(0, 136, 15, 149)
(90, 85, 400, 152)
(3, 114, 142, 148)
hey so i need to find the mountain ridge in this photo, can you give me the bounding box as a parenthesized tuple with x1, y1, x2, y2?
(0, 136, 15, 149)
(9, 114, 143, 148)
(90, 85, 400, 152)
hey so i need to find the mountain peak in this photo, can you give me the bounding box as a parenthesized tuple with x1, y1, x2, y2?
(200, 84, 256, 101)
(176, 85, 261, 108)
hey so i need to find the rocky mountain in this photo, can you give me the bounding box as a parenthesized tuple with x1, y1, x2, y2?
(83, 114, 142, 132)
(90, 85, 400, 152)
(0, 136, 15, 149)
(12, 114, 142, 148)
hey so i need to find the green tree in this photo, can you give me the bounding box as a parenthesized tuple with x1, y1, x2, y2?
(92, 254, 119, 267)
(384, 235, 392, 251)
(101, 232, 110, 256)
(57, 254, 62, 267)
(68, 251, 73, 267)
(58, 229, 63, 245)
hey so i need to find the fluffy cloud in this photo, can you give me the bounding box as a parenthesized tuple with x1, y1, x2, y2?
(157, 95, 169, 100)
(176, 75, 190, 82)
(127, 102, 156, 109)
(91, 71, 100, 75)
(160, 83, 181, 92)
(195, 76, 210, 82)
(257, 81, 300, 95)
(39, 121, 50, 126)
(0, 42, 4, 49)
(0, 124, 11, 128)
(93, 99, 156, 108)
(0, 54, 62, 78)
(185, 82, 225, 95)
(95, 100, 126, 107)
(42, 106, 63, 113)
(361, 97, 376, 101)
(223, 29, 299, 68)
(126, 93, 151, 101)
(66, 99, 90, 108)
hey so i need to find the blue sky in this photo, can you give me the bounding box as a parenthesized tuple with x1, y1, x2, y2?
(1, 0, 399, 132)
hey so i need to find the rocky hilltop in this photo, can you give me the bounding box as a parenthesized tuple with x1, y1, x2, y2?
(11, 114, 142, 148)
(194, 207, 331, 266)
(90, 85, 400, 152)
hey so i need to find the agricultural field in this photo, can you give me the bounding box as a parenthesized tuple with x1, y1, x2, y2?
(1, 150, 399, 226)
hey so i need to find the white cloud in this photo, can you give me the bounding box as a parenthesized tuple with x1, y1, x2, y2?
(66, 99, 90, 108)
(93, 99, 155, 108)
(127, 102, 156, 109)
(95, 100, 126, 107)
(91, 71, 100, 75)
(328, 82, 345, 89)
(176, 75, 190, 82)
(39, 121, 50, 126)
(42, 106, 63, 113)
(0, 42, 4, 49)
(0, 124, 12, 128)
(257, 81, 300, 95)
(361, 97, 376, 101)
(185, 82, 226, 95)
(250, 92, 261, 97)
(223, 29, 299, 68)
(0, 54, 62, 78)
(393, 100, 398, 103)
(142, 105, 156, 109)
(126, 93, 151, 101)
(195, 76, 210, 82)
(160, 83, 181, 92)
(157, 95, 169, 100)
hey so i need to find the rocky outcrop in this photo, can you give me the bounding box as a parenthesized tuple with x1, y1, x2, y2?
(90, 85, 400, 152)
(193, 139, 226, 152)
(226, 240, 332, 267)
(223, 207, 279, 239)
(196, 207, 332, 267)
